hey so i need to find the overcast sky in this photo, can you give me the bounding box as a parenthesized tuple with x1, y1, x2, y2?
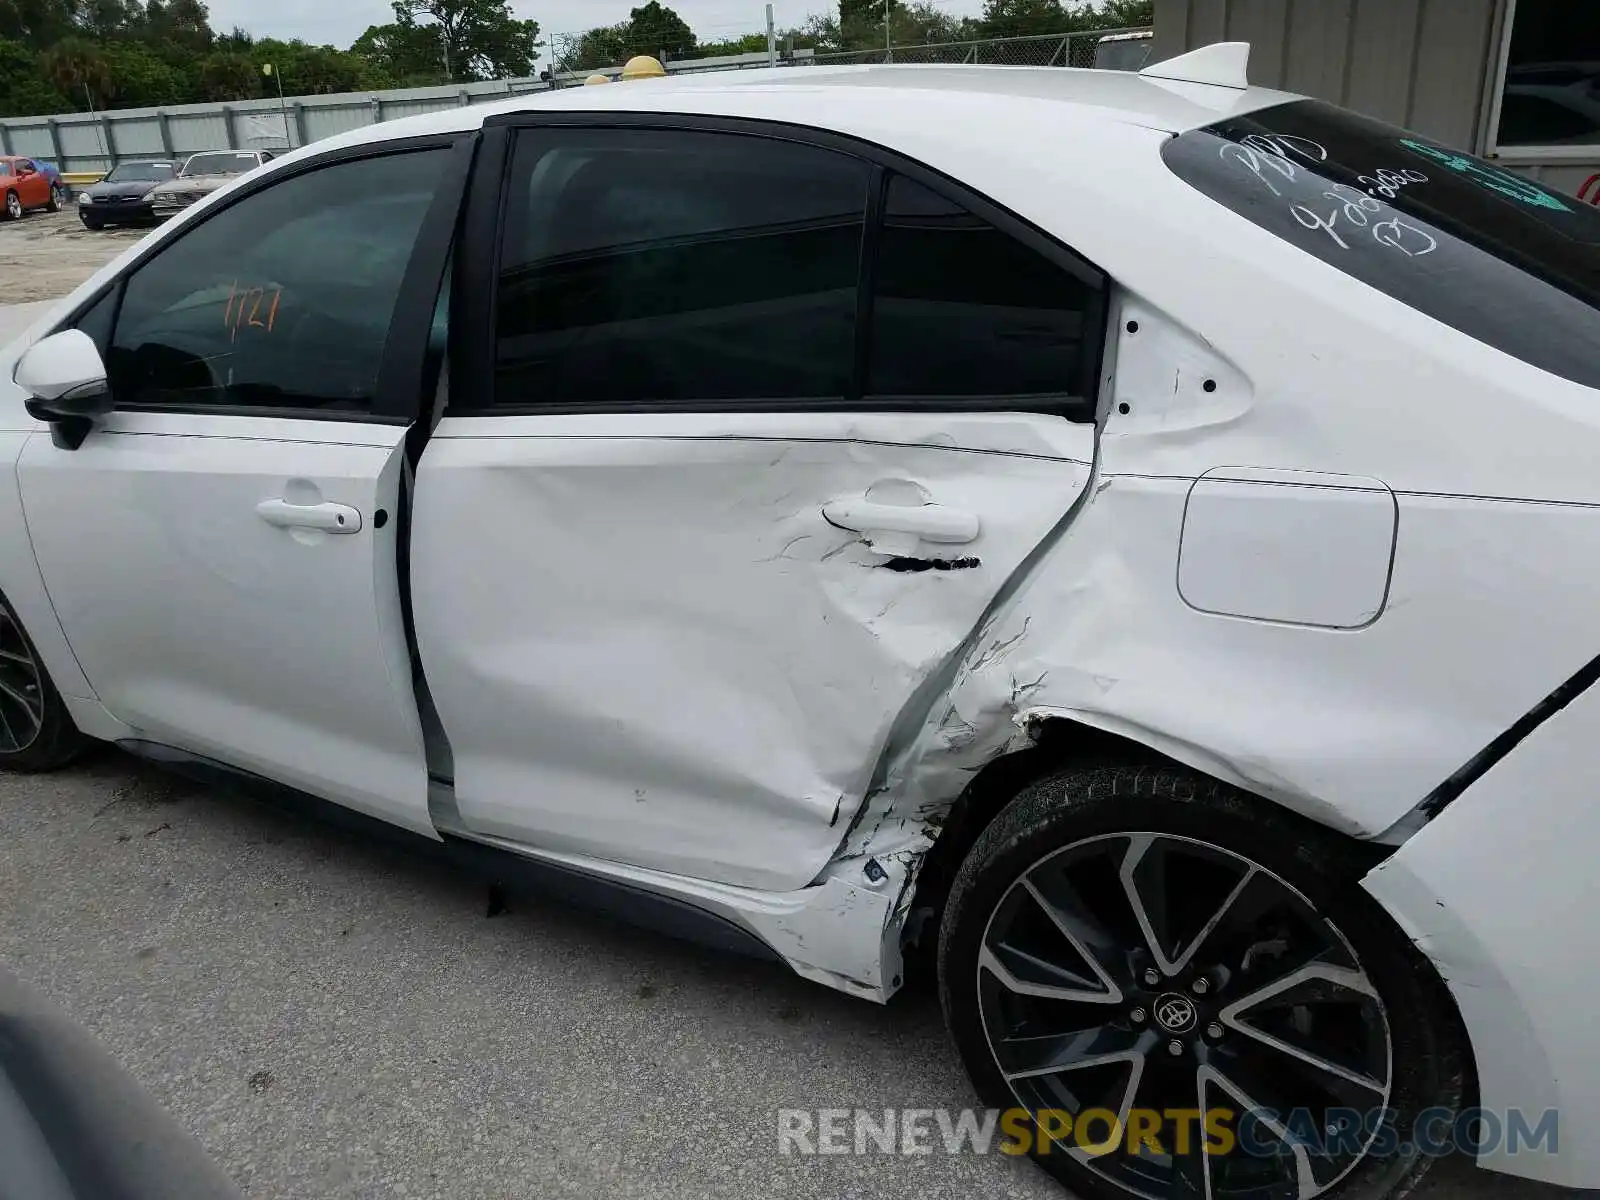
(203, 0, 987, 47)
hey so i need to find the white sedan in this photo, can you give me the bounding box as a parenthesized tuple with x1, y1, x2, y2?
(2, 42, 1595, 1200)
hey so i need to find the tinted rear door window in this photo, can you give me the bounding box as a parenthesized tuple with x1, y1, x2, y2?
(494, 127, 870, 408)
(1162, 99, 1600, 389)
(868, 175, 1099, 412)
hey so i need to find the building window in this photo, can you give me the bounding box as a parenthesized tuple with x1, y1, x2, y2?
(1494, 0, 1600, 149)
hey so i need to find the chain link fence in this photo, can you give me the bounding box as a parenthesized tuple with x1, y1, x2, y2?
(0, 27, 1153, 174)
(544, 26, 1153, 87)
(810, 27, 1151, 70)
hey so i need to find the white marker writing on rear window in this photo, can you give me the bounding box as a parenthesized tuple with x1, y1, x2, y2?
(1220, 135, 1436, 257)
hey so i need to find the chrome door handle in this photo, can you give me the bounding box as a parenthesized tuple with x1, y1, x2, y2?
(255, 498, 362, 534)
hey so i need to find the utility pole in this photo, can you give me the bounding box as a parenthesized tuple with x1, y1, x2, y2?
(884, 0, 892, 62)
(85, 84, 109, 164)
(262, 63, 292, 148)
(766, 3, 777, 66)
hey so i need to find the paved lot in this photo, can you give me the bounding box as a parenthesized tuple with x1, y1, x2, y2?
(0, 204, 144, 303)
(0, 754, 1583, 1200)
(0, 203, 1583, 1200)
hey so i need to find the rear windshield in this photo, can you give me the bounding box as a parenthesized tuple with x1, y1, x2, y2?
(1162, 99, 1600, 389)
(182, 152, 258, 176)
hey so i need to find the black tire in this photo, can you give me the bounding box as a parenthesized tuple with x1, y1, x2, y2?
(938, 764, 1465, 1200)
(0, 595, 89, 773)
(45, 183, 62, 213)
(2, 190, 20, 222)
(80, 214, 103, 230)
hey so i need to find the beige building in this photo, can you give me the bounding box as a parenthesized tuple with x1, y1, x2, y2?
(1154, 0, 1600, 198)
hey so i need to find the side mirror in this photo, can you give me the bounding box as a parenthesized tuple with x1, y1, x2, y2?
(15, 330, 112, 450)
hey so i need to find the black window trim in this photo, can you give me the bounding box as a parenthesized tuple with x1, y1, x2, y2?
(453, 110, 1108, 421)
(57, 131, 477, 427)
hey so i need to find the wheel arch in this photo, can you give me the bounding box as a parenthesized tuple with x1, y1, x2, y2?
(906, 711, 1480, 1116)
(907, 714, 1428, 967)
(0, 432, 121, 741)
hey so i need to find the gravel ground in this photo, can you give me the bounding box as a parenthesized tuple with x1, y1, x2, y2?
(0, 202, 1582, 1200)
(0, 204, 145, 303)
(0, 752, 1582, 1200)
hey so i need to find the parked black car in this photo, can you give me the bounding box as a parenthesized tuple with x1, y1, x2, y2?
(0, 965, 242, 1199)
(77, 160, 178, 228)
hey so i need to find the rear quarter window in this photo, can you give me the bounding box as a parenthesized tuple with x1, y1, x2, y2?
(1161, 99, 1600, 390)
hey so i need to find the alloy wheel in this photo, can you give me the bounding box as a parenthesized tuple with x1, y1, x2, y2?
(978, 832, 1392, 1200)
(5, 192, 20, 220)
(0, 601, 45, 753)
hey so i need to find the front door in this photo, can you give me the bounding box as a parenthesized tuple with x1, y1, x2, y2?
(13, 161, 48, 209)
(18, 143, 459, 836)
(412, 122, 1106, 891)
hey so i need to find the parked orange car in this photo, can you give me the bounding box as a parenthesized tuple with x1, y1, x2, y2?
(0, 155, 65, 220)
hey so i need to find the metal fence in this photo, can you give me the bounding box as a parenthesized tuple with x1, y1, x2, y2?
(813, 27, 1151, 69)
(0, 29, 1150, 178)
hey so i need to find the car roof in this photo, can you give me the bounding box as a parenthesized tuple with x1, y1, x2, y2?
(253, 61, 1301, 306)
(313, 63, 1297, 158)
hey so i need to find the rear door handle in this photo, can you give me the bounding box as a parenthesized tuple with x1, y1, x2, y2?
(822, 497, 979, 557)
(255, 498, 362, 534)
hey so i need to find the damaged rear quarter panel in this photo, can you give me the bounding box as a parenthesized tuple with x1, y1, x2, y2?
(851, 285, 1600, 884)
(1363, 675, 1600, 1187)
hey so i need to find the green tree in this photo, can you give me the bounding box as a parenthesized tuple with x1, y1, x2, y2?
(351, 18, 445, 84)
(100, 38, 187, 106)
(72, 0, 145, 41)
(1087, 0, 1153, 28)
(556, 23, 625, 72)
(143, 0, 213, 51)
(695, 31, 766, 57)
(42, 35, 115, 106)
(195, 48, 256, 99)
(390, 0, 538, 81)
(978, 0, 1068, 39)
(625, 1, 693, 59)
(0, 35, 69, 114)
(0, 0, 71, 49)
(889, 1, 969, 44)
(840, 0, 898, 25)
(253, 37, 385, 94)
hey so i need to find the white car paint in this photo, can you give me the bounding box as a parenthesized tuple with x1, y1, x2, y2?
(1364, 681, 1600, 1189)
(1176, 468, 1397, 629)
(16, 410, 432, 837)
(0, 57, 1593, 1191)
(412, 410, 1093, 892)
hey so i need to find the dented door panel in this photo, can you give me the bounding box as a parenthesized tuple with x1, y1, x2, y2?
(410, 411, 1095, 892)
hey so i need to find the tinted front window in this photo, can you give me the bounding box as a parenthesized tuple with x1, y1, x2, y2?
(494, 127, 869, 407)
(110, 150, 445, 413)
(1162, 99, 1600, 389)
(869, 175, 1097, 408)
